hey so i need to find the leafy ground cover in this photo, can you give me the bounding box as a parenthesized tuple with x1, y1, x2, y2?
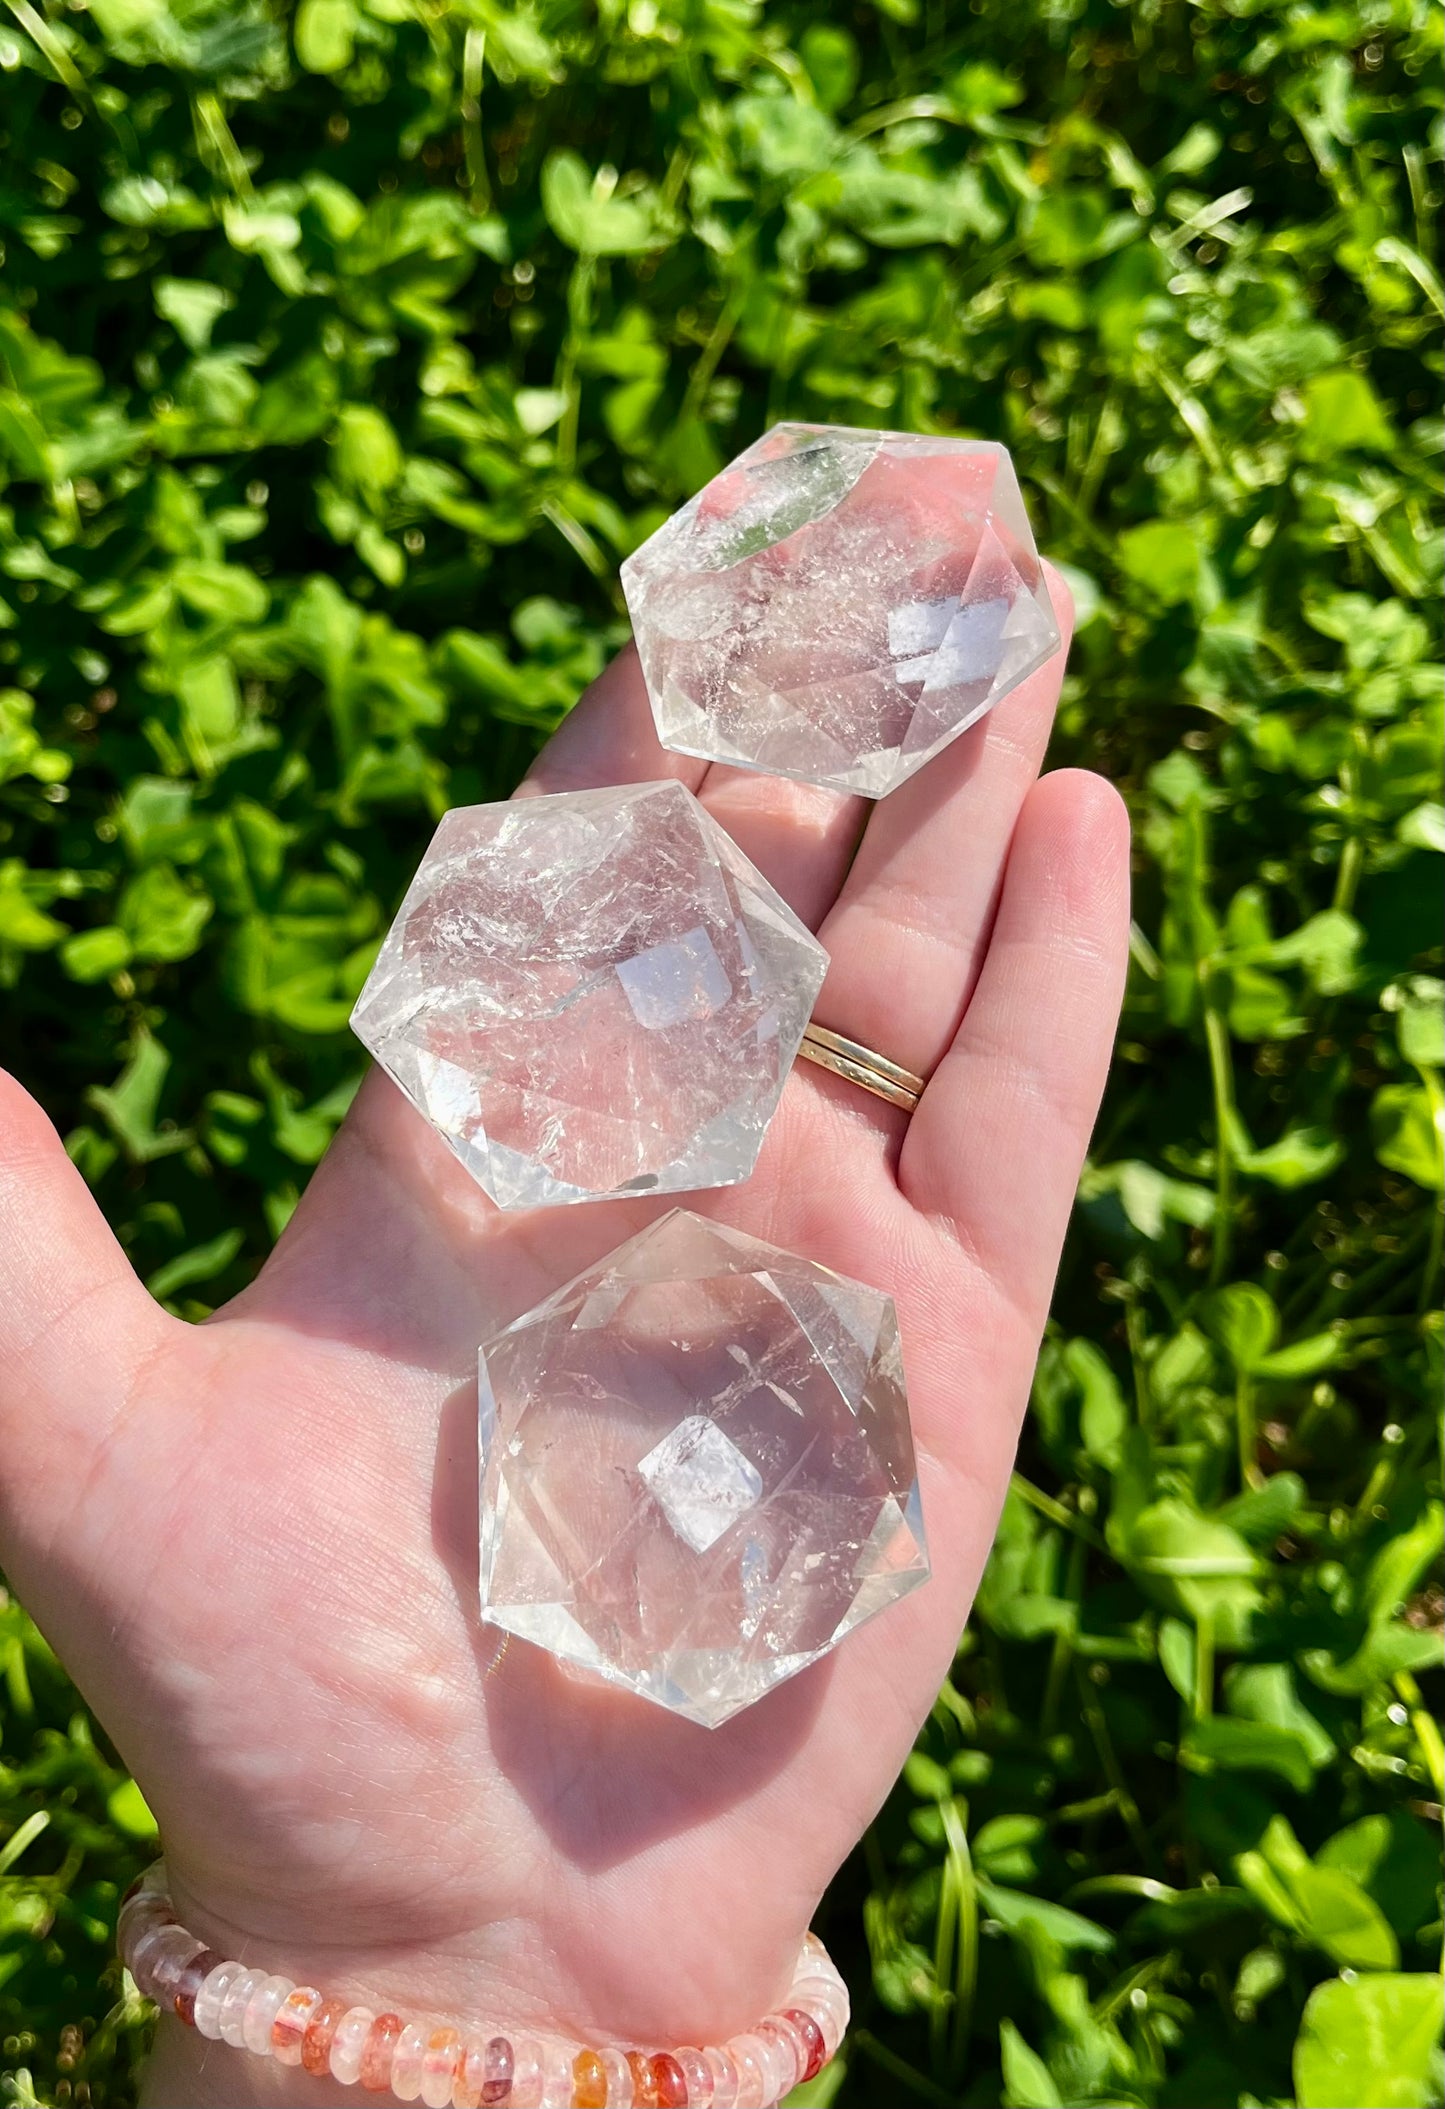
(0, 0, 1441, 2103)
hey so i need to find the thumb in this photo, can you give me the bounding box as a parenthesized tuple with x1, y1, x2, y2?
(0, 1066, 176, 1557)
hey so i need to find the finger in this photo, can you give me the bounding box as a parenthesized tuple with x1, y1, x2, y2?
(902, 768, 1131, 1313)
(697, 762, 863, 931)
(0, 1068, 175, 1519)
(518, 643, 705, 798)
(519, 643, 861, 927)
(810, 565, 1074, 1081)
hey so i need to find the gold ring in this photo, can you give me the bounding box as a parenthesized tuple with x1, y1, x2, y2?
(796, 1024, 925, 1113)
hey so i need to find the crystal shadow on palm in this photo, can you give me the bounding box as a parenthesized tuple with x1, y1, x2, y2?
(478, 1211, 930, 1728)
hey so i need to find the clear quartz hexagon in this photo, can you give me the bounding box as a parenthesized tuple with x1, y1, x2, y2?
(477, 1210, 930, 1726)
(621, 423, 1061, 799)
(351, 782, 827, 1209)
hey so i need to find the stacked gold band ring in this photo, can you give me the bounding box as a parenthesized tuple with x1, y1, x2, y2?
(796, 1023, 926, 1114)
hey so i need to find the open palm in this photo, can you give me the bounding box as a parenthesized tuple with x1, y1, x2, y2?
(0, 574, 1128, 2104)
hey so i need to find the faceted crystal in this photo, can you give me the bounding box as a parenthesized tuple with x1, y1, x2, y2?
(621, 423, 1060, 799)
(351, 782, 828, 1210)
(478, 1210, 930, 1726)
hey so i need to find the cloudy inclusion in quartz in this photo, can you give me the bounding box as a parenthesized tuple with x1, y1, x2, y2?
(638, 1415, 765, 1554)
(350, 782, 827, 1210)
(478, 1211, 930, 1727)
(621, 423, 1061, 799)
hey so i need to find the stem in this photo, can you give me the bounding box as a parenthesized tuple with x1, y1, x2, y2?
(3, 0, 90, 102)
(659, 146, 690, 215)
(1042, 1533, 1087, 1735)
(554, 255, 597, 476)
(1235, 1370, 1262, 1490)
(845, 93, 956, 143)
(1145, 354, 1226, 474)
(863, 1823, 889, 1895)
(1029, 466, 1117, 561)
(1332, 724, 1371, 914)
(1403, 143, 1434, 257)
(1421, 1194, 1444, 1319)
(1395, 1672, 1445, 1798)
(1193, 1612, 1214, 1724)
(1040, 1623, 1072, 1741)
(851, 2033, 958, 2107)
(982, 1628, 1010, 1723)
(1351, 1456, 1393, 1526)
(1052, 1790, 1124, 1824)
(3, 1631, 33, 1716)
(541, 497, 607, 579)
(0, 1807, 50, 1875)
(928, 1821, 956, 2081)
(932, 1677, 977, 1742)
(461, 28, 491, 212)
(1076, 1664, 1154, 1870)
(679, 280, 747, 426)
(1332, 831, 1364, 914)
(940, 1799, 978, 2080)
(191, 90, 254, 200)
(1066, 1876, 1177, 1908)
(1125, 1290, 1154, 1435)
(1009, 1472, 1110, 1554)
(1203, 993, 1237, 1286)
(1077, 391, 1122, 519)
(1415, 1063, 1445, 1314)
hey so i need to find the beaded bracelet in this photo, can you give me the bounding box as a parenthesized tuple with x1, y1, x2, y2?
(119, 1861, 848, 2108)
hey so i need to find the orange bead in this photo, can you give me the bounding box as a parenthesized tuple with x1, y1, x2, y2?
(360, 2012, 404, 2091)
(574, 2047, 608, 2108)
(627, 2049, 661, 2106)
(301, 1998, 349, 2078)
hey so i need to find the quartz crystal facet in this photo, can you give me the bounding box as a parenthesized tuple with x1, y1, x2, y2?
(622, 423, 1060, 799)
(478, 1210, 930, 1726)
(351, 782, 827, 1209)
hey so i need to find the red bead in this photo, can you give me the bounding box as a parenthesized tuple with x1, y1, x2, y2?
(172, 1949, 222, 2027)
(651, 2051, 689, 2106)
(481, 2036, 514, 2105)
(784, 2009, 826, 2083)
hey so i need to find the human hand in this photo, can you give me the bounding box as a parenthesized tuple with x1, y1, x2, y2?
(0, 569, 1128, 2103)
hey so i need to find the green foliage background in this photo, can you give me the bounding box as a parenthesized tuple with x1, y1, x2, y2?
(0, 0, 1441, 2102)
